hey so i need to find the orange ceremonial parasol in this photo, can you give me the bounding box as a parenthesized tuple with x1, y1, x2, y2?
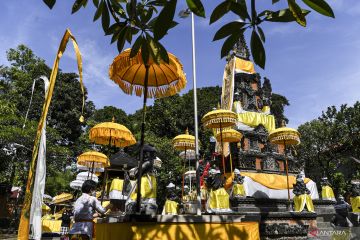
(173, 129, 196, 198)
(109, 49, 186, 213)
(202, 108, 237, 174)
(268, 121, 300, 210)
(215, 129, 242, 173)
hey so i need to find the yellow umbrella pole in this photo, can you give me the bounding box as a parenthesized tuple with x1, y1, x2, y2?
(136, 64, 150, 213)
(182, 146, 187, 199)
(101, 135, 111, 204)
(90, 161, 95, 179)
(219, 120, 226, 174)
(284, 140, 291, 210)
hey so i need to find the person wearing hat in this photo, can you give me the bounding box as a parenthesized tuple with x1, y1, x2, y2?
(230, 169, 246, 200)
(321, 177, 335, 201)
(293, 174, 314, 212)
(162, 183, 179, 215)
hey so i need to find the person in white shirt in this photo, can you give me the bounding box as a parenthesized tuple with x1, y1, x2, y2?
(69, 180, 111, 239)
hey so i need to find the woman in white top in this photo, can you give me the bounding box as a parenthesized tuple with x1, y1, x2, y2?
(69, 180, 111, 239)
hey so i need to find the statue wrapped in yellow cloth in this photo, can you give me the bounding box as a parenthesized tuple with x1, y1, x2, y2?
(293, 175, 314, 212)
(205, 169, 232, 213)
(320, 177, 335, 201)
(350, 182, 360, 214)
(230, 169, 246, 200)
(126, 144, 159, 215)
(162, 183, 179, 215)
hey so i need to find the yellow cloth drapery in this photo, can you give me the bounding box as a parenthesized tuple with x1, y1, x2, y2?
(42, 220, 62, 233)
(96, 221, 260, 240)
(350, 196, 360, 213)
(164, 200, 178, 215)
(293, 194, 315, 212)
(130, 175, 157, 200)
(237, 112, 276, 132)
(110, 178, 124, 192)
(239, 172, 310, 190)
(232, 184, 246, 196)
(321, 186, 335, 200)
(209, 188, 230, 210)
(235, 57, 256, 74)
(18, 29, 85, 240)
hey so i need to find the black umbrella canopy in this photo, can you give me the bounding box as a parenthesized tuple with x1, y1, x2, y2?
(109, 149, 137, 170)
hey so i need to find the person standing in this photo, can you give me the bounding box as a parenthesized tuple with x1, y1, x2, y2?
(69, 180, 111, 239)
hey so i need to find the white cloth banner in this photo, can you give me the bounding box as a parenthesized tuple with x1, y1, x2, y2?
(29, 76, 49, 240)
(29, 124, 46, 239)
(242, 176, 319, 200)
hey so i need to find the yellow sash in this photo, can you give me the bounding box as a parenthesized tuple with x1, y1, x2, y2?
(321, 186, 335, 200)
(110, 179, 124, 192)
(164, 200, 178, 214)
(130, 175, 157, 200)
(233, 184, 246, 196)
(293, 194, 314, 212)
(350, 196, 360, 213)
(209, 188, 230, 210)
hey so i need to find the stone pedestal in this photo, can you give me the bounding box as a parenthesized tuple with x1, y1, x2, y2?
(230, 198, 338, 239)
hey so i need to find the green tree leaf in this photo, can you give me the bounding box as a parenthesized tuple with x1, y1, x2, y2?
(221, 32, 242, 58)
(157, 41, 169, 64)
(93, 0, 104, 21)
(43, 0, 56, 9)
(302, 0, 334, 18)
(116, 27, 128, 52)
(250, 29, 266, 69)
(288, 0, 307, 27)
(141, 41, 150, 65)
(93, 0, 99, 7)
(230, 0, 250, 20)
(257, 26, 265, 42)
(72, 0, 87, 14)
(186, 0, 205, 18)
(210, 1, 231, 24)
(102, 1, 111, 31)
(130, 35, 143, 58)
(153, 0, 177, 40)
(265, 8, 310, 22)
(213, 21, 246, 41)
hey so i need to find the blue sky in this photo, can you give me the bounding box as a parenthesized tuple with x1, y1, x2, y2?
(0, 0, 359, 128)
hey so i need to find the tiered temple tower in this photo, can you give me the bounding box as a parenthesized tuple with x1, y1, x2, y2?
(221, 35, 302, 175)
(218, 35, 336, 239)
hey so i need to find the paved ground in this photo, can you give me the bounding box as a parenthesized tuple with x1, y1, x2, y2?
(0, 234, 17, 239)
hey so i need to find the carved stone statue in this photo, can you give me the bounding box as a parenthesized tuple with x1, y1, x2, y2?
(293, 174, 310, 196)
(230, 169, 246, 200)
(261, 77, 272, 107)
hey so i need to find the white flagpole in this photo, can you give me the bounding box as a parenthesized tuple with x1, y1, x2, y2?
(29, 76, 49, 239)
(190, 12, 201, 215)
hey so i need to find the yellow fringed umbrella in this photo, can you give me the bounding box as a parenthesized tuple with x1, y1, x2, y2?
(173, 129, 195, 151)
(77, 151, 110, 169)
(52, 193, 73, 204)
(215, 129, 242, 143)
(89, 118, 136, 148)
(109, 49, 186, 98)
(173, 129, 196, 198)
(109, 49, 186, 213)
(268, 121, 300, 210)
(89, 117, 136, 203)
(216, 129, 242, 173)
(202, 109, 237, 129)
(202, 109, 237, 174)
